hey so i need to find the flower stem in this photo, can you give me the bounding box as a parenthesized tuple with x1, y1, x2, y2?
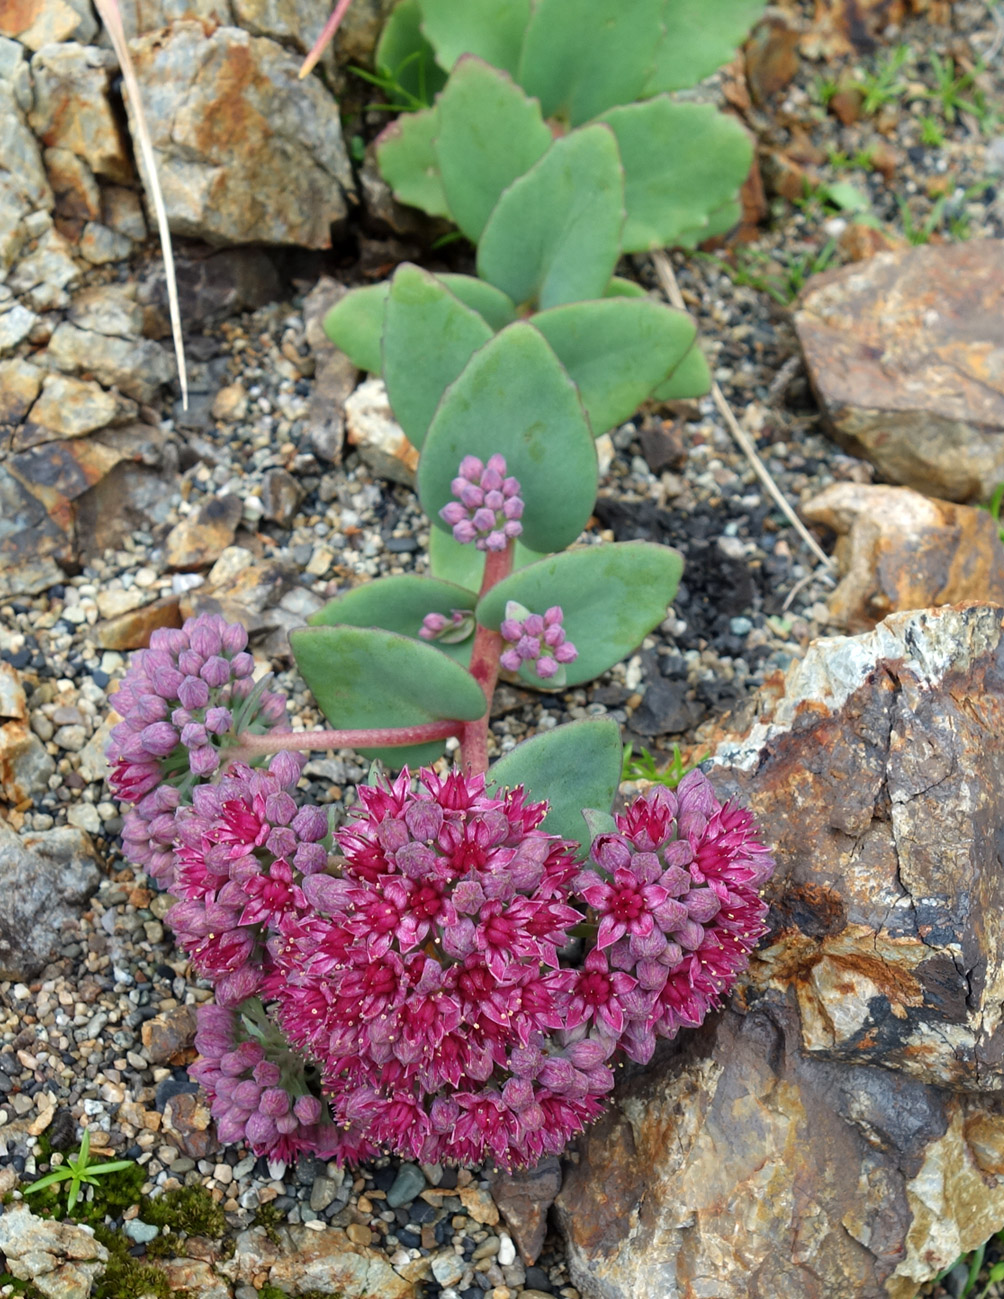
(459, 544, 514, 776)
(228, 719, 460, 766)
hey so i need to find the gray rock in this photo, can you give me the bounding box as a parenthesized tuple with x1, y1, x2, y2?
(47, 322, 173, 401)
(0, 1204, 107, 1299)
(557, 603, 1004, 1299)
(69, 283, 144, 337)
(0, 664, 26, 720)
(261, 467, 302, 526)
(128, 23, 355, 247)
(309, 1172, 342, 1213)
(0, 302, 38, 353)
(78, 220, 134, 264)
(7, 228, 80, 295)
(17, 373, 127, 444)
(0, 357, 43, 423)
(112, 0, 233, 40)
(138, 247, 280, 337)
(386, 1162, 427, 1208)
(44, 146, 102, 222)
(122, 1219, 159, 1244)
(28, 43, 133, 183)
(0, 821, 102, 979)
(795, 240, 1004, 502)
(101, 185, 147, 241)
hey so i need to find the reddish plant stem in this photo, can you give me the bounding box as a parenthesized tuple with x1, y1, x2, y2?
(459, 545, 514, 776)
(229, 719, 460, 765)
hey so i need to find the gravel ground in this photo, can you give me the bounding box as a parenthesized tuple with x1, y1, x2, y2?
(2, 1, 1003, 1296)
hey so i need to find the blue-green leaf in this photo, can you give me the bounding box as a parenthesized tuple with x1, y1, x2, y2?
(419, 0, 531, 76)
(323, 284, 388, 373)
(376, 107, 449, 217)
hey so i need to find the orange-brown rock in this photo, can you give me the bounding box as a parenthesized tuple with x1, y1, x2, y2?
(829, 84, 864, 124)
(142, 1004, 199, 1064)
(557, 604, 1004, 1298)
(162, 1091, 218, 1161)
(836, 219, 903, 262)
(744, 11, 800, 103)
(96, 596, 183, 651)
(802, 483, 1004, 630)
(165, 495, 244, 571)
(794, 240, 1004, 502)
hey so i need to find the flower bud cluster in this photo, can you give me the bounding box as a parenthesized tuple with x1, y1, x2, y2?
(106, 614, 288, 886)
(191, 999, 371, 1166)
(500, 603, 578, 680)
(439, 453, 524, 551)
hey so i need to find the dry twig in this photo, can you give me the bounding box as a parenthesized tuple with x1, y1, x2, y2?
(651, 249, 834, 572)
(94, 0, 188, 408)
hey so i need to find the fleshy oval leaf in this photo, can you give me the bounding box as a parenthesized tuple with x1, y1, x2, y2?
(418, 322, 597, 554)
(323, 284, 388, 374)
(476, 541, 683, 688)
(596, 98, 754, 252)
(437, 274, 517, 331)
(651, 341, 711, 401)
(374, 0, 447, 107)
(308, 574, 476, 667)
(383, 264, 493, 448)
(477, 126, 625, 311)
(432, 56, 552, 242)
(375, 107, 449, 217)
(517, 0, 664, 126)
(419, 0, 531, 76)
(644, 0, 765, 95)
(486, 718, 623, 848)
(289, 624, 486, 768)
(533, 298, 696, 435)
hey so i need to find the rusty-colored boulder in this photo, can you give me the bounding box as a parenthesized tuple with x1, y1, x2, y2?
(557, 604, 1004, 1298)
(803, 482, 1004, 630)
(795, 241, 1004, 502)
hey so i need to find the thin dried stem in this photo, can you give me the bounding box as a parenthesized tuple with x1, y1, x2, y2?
(299, 0, 355, 79)
(650, 249, 834, 572)
(94, 0, 188, 408)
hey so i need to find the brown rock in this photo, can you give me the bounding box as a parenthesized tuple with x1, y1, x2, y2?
(828, 85, 863, 125)
(165, 495, 243, 570)
(47, 322, 173, 402)
(138, 247, 281, 339)
(802, 483, 1004, 630)
(127, 23, 355, 247)
(458, 1185, 499, 1226)
(488, 1157, 561, 1266)
(142, 1004, 199, 1064)
(794, 240, 1004, 502)
(869, 139, 900, 183)
(0, 0, 97, 47)
(266, 1224, 415, 1298)
(557, 603, 1004, 1298)
(799, 0, 909, 59)
(836, 220, 903, 263)
(0, 358, 43, 424)
(155, 1257, 230, 1299)
(0, 665, 26, 722)
(760, 148, 814, 203)
(211, 382, 248, 422)
(16, 374, 128, 446)
(28, 43, 132, 183)
(44, 146, 101, 222)
(96, 595, 183, 651)
(162, 1091, 218, 1161)
(744, 11, 800, 104)
(0, 720, 56, 802)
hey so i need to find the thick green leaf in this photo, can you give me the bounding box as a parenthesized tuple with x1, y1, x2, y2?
(308, 575, 476, 667)
(323, 284, 388, 374)
(418, 323, 597, 554)
(382, 265, 492, 447)
(376, 107, 449, 217)
(671, 197, 744, 250)
(289, 624, 486, 767)
(486, 718, 622, 847)
(596, 99, 754, 252)
(477, 542, 683, 687)
(438, 274, 517, 331)
(429, 527, 546, 591)
(517, 0, 664, 125)
(651, 341, 710, 400)
(645, 0, 764, 95)
(605, 277, 647, 299)
(374, 0, 447, 106)
(477, 126, 625, 310)
(433, 57, 552, 242)
(420, 0, 531, 80)
(532, 299, 696, 435)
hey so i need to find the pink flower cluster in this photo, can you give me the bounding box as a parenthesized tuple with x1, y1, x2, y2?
(106, 614, 288, 886)
(439, 453, 524, 551)
(167, 752, 326, 1007)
